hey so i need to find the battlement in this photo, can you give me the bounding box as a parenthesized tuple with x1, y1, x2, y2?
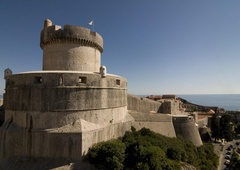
(40, 19, 103, 52)
(41, 19, 103, 72)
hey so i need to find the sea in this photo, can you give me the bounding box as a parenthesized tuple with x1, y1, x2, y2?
(178, 94, 240, 111)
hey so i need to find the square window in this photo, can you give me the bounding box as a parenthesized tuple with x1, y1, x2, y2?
(34, 77, 42, 84)
(116, 79, 120, 85)
(79, 77, 87, 83)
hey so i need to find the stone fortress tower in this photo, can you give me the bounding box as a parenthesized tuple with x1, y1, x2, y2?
(0, 19, 134, 160)
(0, 19, 202, 162)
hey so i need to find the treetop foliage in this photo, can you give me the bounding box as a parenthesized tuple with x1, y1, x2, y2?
(87, 128, 218, 170)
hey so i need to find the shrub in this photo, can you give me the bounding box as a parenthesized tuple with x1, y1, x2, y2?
(87, 128, 218, 170)
(88, 139, 126, 170)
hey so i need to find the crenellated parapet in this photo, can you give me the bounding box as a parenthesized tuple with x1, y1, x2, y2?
(40, 19, 103, 52)
(40, 19, 104, 72)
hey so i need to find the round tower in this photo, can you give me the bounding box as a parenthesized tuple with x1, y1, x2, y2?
(1, 19, 133, 161)
(40, 19, 103, 72)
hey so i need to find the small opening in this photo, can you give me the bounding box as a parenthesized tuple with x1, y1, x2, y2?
(79, 77, 87, 83)
(34, 77, 42, 84)
(116, 79, 120, 85)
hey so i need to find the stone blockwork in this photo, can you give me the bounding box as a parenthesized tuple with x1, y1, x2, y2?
(41, 19, 103, 72)
(127, 94, 203, 146)
(172, 116, 203, 146)
(127, 94, 161, 113)
(0, 19, 202, 163)
(0, 19, 134, 161)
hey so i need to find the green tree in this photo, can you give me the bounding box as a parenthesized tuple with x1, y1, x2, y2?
(235, 122, 240, 134)
(166, 147, 186, 161)
(210, 114, 220, 142)
(197, 143, 219, 168)
(87, 128, 218, 170)
(229, 152, 240, 170)
(88, 139, 126, 170)
(220, 115, 234, 141)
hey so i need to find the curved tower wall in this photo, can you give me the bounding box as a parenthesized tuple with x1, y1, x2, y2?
(41, 22, 103, 72)
(4, 72, 127, 129)
(172, 116, 203, 146)
(0, 19, 133, 160)
(43, 45, 101, 71)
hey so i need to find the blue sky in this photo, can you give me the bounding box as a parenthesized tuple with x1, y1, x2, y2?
(1, 0, 240, 95)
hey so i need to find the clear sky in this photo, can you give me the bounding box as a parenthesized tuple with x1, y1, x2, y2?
(1, 0, 240, 96)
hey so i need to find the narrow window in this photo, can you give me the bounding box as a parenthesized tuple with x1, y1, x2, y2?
(79, 77, 87, 83)
(34, 77, 42, 84)
(116, 79, 120, 85)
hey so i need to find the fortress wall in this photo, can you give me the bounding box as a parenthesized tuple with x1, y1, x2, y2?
(82, 117, 133, 156)
(0, 129, 83, 160)
(159, 101, 171, 113)
(4, 72, 127, 129)
(41, 23, 103, 72)
(5, 87, 126, 111)
(41, 24, 103, 50)
(5, 106, 127, 129)
(127, 94, 161, 113)
(159, 100, 186, 115)
(197, 118, 209, 127)
(42, 45, 101, 72)
(0, 114, 134, 161)
(4, 72, 127, 110)
(132, 122, 176, 137)
(172, 116, 202, 146)
(128, 111, 176, 137)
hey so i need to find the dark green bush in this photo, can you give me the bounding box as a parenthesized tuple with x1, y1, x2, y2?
(87, 128, 218, 170)
(88, 139, 126, 170)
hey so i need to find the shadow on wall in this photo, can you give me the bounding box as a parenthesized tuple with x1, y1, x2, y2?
(0, 157, 92, 170)
(0, 105, 4, 126)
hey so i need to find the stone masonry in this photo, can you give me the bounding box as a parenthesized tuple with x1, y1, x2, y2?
(0, 19, 202, 162)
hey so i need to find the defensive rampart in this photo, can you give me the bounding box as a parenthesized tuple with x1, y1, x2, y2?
(127, 94, 162, 113)
(0, 19, 202, 164)
(127, 94, 176, 137)
(0, 19, 134, 161)
(40, 19, 103, 72)
(172, 116, 203, 146)
(128, 94, 203, 145)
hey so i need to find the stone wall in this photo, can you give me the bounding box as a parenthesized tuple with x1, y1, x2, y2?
(40, 22, 103, 72)
(129, 110, 176, 137)
(127, 94, 161, 113)
(172, 116, 203, 146)
(1, 70, 132, 160)
(0, 114, 133, 160)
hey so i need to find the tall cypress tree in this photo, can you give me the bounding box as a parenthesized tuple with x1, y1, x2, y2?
(220, 115, 234, 141)
(210, 114, 221, 142)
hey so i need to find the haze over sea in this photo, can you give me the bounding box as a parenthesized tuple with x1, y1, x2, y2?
(178, 94, 240, 111)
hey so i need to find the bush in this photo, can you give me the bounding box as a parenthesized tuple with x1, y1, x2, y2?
(88, 139, 126, 170)
(166, 147, 186, 161)
(87, 128, 218, 170)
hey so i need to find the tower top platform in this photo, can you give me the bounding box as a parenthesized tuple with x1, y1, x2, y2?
(40, 19, 103, 52)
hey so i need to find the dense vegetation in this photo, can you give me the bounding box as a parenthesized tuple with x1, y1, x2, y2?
(211, 114, 235, 142)
(87, 128, 218, 170)
(229, 151, 240, 170)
